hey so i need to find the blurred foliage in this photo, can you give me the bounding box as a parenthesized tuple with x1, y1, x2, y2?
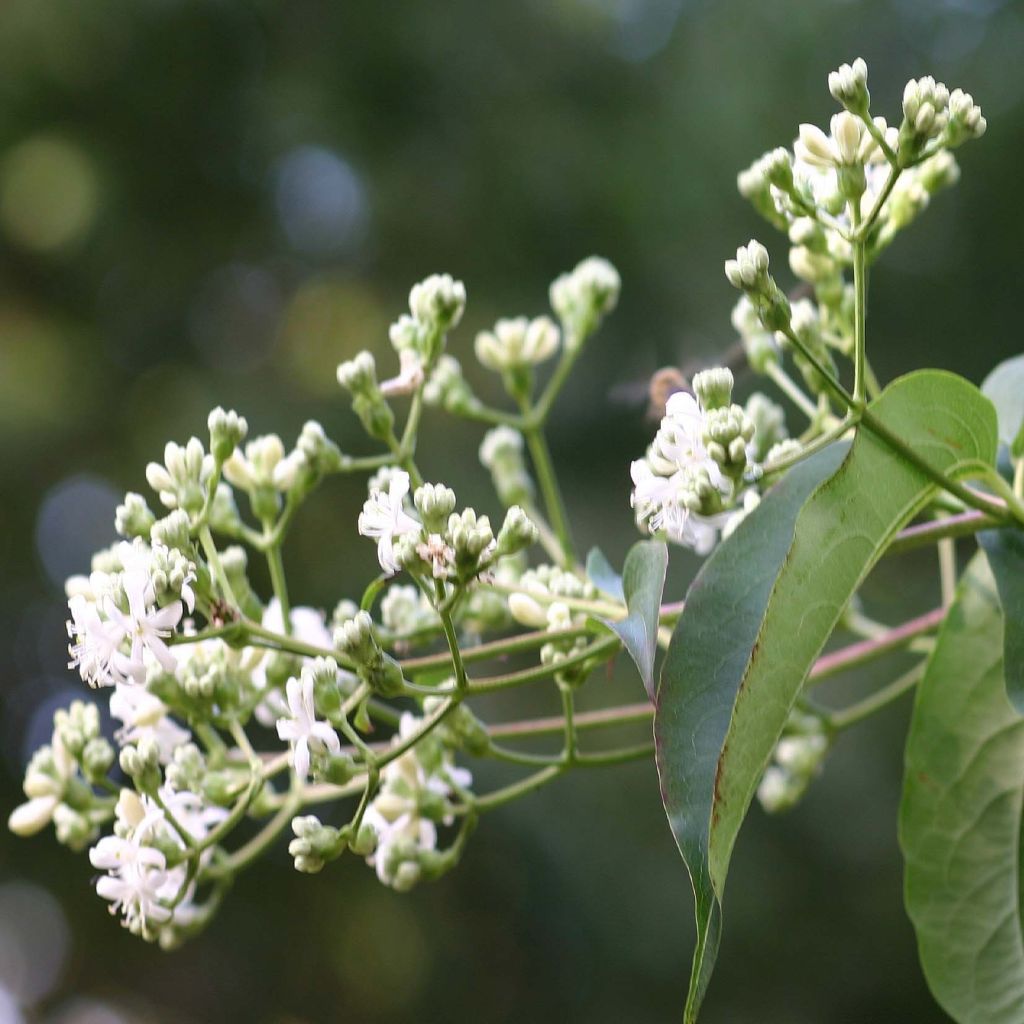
(1, 0, 1023, 1021)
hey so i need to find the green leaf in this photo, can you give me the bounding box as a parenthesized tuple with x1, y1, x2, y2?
(982, 353, 1024, 457)
(900, 555, 1024, 1024)
(585, 546, 625, 602)
(979, 527, 1024, 712)
(608, 539, 668, 699)
(655, 443, 848, 1021)
(656, 370, 997, 1023)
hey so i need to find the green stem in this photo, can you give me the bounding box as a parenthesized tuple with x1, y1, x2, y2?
(208, 788, 303, 878)
(523, 424, 575, 567)
(576, 741, 654, 767)
(763, 414, 855, 477)
(487, 701, 654, 739)
(455, 402, 525, 430)
(471, 765, 564, 812)
(859, 411, 1016, 523)
(826, 662, 925, 731)
(851, 204, 867, 403)
(860, 166, 902, 242)
(779, 324, 857, 411)
(264, 539, 292, 631)
(858, 113, 899, 167)
(766, 362, 820, 422)
(198, 524, 240, 609)
(522, 499, 567, 565)
(399, 625, 595, 674)
(468, 635, 620, 695)
(559, 684, 577, 765)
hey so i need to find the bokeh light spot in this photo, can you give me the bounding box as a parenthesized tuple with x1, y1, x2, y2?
(0, 135, 99, 253)
(34, 474, 118, 588)
(274, 146, 369, 258)
(279, 276, 389, 396)
(0, 882, 70, 1008)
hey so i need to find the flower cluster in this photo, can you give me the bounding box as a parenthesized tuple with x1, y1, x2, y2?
(630, 368, 762, 554)
(362, 711, 473, 891)
(358, 469, 538, 581)
(13, 255, 642, 946)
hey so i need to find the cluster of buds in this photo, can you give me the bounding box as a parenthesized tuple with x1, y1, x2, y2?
(693, 369, 756, 483)
(146, 438, 215, 516)
(757, 712, 830, 814)
(475, 316, 559, 401)
(335, 611, 405, 699)
(479, 427, 535, 508)
(337, 351, 395, 443)
(422, 354, 477, 414)
(549, 256, 621, 348)
(361, 713, 472, 892)
(389, 273, 467, 370)
(725, 240, 791, 333)
(359, 469, 537, 585)
(289, 815, 348, 874)
(729, 59, 986, 390)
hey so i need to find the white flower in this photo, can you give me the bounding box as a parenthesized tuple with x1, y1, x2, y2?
(89, 829, 172, 933)
(104, 569, 183, 683)
(67, 595, 131, 688)
(157, 784, 227, 845)
(629, 387, 745, 556)
(276, 672, 341, 780)
(358, 470, 421, 575)
(110, 684, 190, 763)
(362, 713, 471, 890)
(252, 599, 337, 727)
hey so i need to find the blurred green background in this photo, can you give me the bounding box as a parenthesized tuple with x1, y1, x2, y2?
(1, 1, 1021, 1021)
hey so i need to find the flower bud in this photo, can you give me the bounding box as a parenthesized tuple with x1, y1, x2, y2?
(724, 239, 770, 292)
(165, 743, 206, 792)
(295, 420, 343, 477)
(52, 804, 95, 850)
(496, 506, 539, 557)
(334, 611, 379, 667)
(692, 368, 734, 411)
(414, 482, 457, 533)
(208, 406, 248, 463)
(475, 315, 560, 373)
(336, 351, 379, 397)
(289, 815, 346, 873)
(389, 313, 425, 352)
(508, 591, 548, 628)
(54, 700, 100, 758)
(119, 739, 161, 795)
(409, 273, 467, 335)
(549, 256, 620, 345)
(828, 58, 869, 115)
(146, 438, 213, 514)
(8, 795, 58, 837)
(115, 493, 156, 539)
(150, 509, 192, 551)
(81, 737, 115, 781)
(423, 354, 476, 413)
(745, 393, 789, 463)
(479, 427, 534, 508)
(944, 88, 986, 147)
(447, 508, 495, 573)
